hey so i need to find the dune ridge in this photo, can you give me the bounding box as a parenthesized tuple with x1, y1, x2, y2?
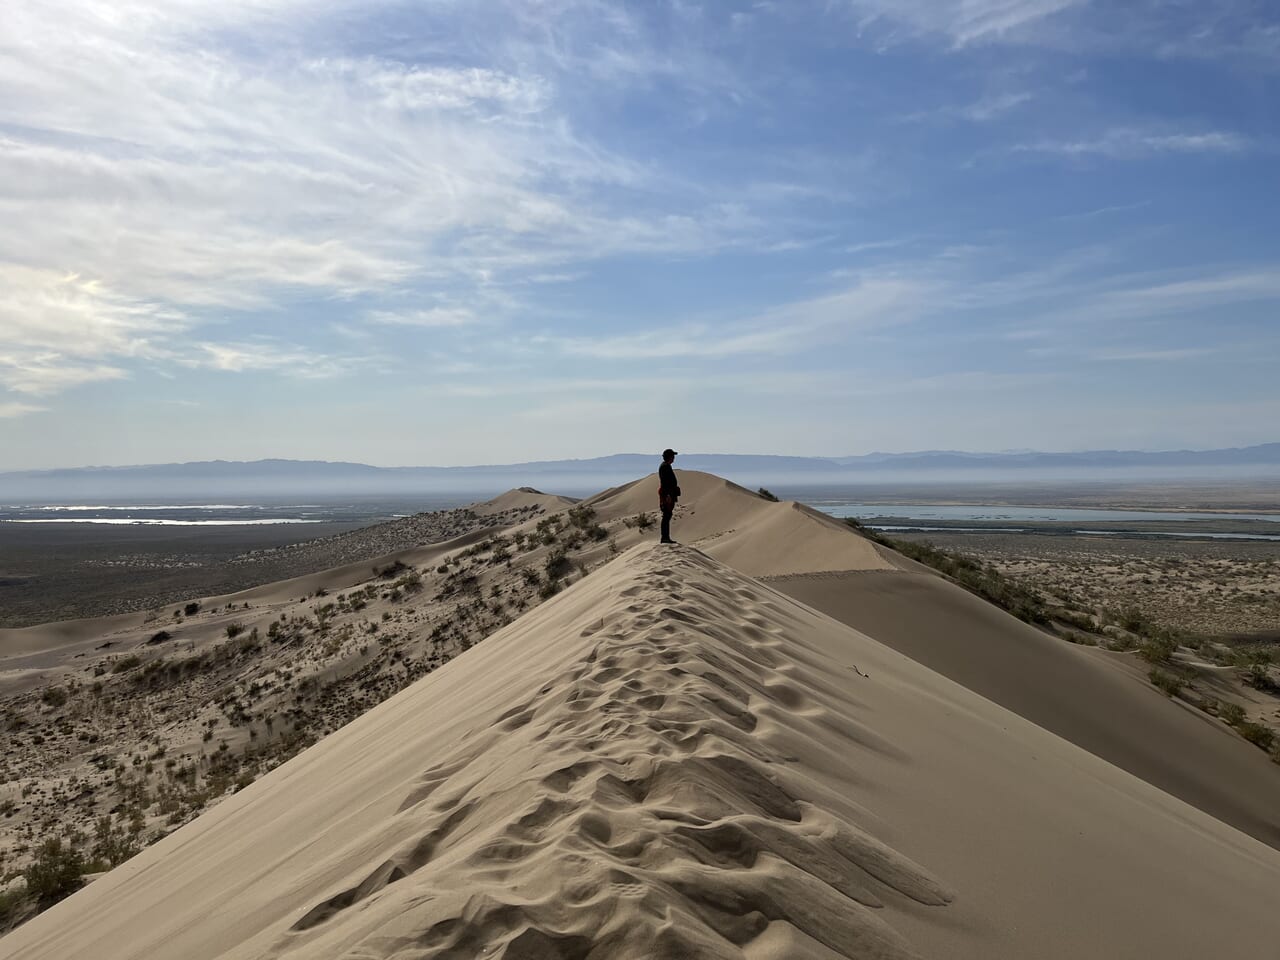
(263, 547, 949, 960)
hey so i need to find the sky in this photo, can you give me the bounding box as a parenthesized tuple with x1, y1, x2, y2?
(1, 0, 1278, 469)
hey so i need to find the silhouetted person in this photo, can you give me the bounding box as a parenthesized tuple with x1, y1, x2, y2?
(658, 448, 680, 543)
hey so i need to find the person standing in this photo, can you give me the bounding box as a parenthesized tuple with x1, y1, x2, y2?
(658, 448, 680, 543)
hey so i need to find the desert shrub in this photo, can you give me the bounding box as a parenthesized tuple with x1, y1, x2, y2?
(1114, 606, 1147, 632)
(225, 623, 244, 639)
(1218, 702, 1247, 726)
(757, 487, 779, 502)
(183, 602, 200, 616)
(111, 656, 141, 674)
(1238, 721, 1276, 751)
(91, 816, 137, 867)
(377, 560, 408, 579)
(394, 571, 423, 593)
(1245, 662, 1275, 691)
(1148, 668, 1184, 698)
(1055, 609, 1096, 632)
(40, 687, 68, 709)
(0, 887, 30, 930)
(568, 505, 597, 528)
(544, 549, 572, 581)
(634, 512, 653, 531)
(24, 838, 85, 904)
(147, 630, 172, 645)
(1138, 634, 1177, 664)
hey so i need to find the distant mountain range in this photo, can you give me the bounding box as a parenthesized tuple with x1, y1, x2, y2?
(2, 444, 1279, 501)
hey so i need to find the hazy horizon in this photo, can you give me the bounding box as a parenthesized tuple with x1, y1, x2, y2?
(6, 441, 1280, 475)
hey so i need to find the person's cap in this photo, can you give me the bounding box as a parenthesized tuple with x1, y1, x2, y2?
(663, 448, 678, 457)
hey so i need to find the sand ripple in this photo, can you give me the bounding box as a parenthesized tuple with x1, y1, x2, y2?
(270, 548, 950, 959)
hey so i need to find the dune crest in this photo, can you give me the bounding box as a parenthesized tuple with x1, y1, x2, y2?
(267, 547, 948, 960)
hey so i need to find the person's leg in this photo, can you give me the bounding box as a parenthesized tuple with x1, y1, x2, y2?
(660, 507, 672, 542)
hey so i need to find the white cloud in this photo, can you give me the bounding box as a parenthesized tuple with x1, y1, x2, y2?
(0, 0, 755, 401)
(1014, 128, 1250, 158)
(0, 401, 47, 418)
(1094, 347, 1221, 362)
(365, 308, 477, 328)
(961, 90, 1034, 120)
(547, 275, 928, 359)
(1086, 270, 1280, 318)
(844, 0, 1083, 46)
(183, 342, 356, 378)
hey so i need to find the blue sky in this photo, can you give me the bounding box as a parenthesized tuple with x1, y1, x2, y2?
(1, 0, 1277, 468)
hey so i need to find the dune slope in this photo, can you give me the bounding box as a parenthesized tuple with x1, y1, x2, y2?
(6, 544, 1280, 960)
(586, 472, 893, 576)
(773, 567, 1280, 849)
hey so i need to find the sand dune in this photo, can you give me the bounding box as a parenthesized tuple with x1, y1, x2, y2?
(774, 567, 1280, 849)
(586, 472, 893, 576)
(472, 487, 578, 517)
(6, 542, 1280, 959)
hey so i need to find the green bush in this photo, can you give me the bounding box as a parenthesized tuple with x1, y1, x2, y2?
(40, 686, 68, 709)
(544, 549, 571, 581)
(1138, 634, 1177, 664)
(1245, 662, 1275, 692)
(568, 505, 597, 528)
(1218, 702, 1247, 726)
(1115, 606, 1147, 632)
(24, 838, 85, 904)
(0, 887, 31, 931)
(757, 487, 779, 502)
(1238, 721, 1276, 751)
(1148, 668, 1184, 698)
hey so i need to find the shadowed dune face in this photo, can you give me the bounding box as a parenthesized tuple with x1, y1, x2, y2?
(7, 544, 1280, 960)
(772, 568, 1280, 851)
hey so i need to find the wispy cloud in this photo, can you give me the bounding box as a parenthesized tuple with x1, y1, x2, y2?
(365, 308, 477, 328)
(1014, 128, 1250, 158)
(543, 275, 928, 360)
(1086, 270, 1280, 319)
(0, 401, 46, 418)
(1094, 347, 1222, 362)
(1056, 201, 1153, 221)
(843, 0, 1083, 46)
(961, 90, 1034, 120)
(182, 342, 359, 378)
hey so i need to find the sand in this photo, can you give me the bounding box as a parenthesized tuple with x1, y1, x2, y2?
(772, 567, 1280, 849)
(5, 473, 1280, 958)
